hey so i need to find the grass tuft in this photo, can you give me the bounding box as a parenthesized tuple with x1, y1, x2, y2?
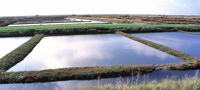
(77, 72, 200, 90)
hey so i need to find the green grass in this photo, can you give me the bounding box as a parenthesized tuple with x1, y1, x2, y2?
(1, 24, 200, 31)
(0, 65, 155, 83)
(0, 24, 200, 37)
(78, 72, 200, 90)
(76, 71, 200, 90)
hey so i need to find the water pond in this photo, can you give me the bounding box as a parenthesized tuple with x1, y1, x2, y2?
(0, 37, 31, 59)
(131, 32, 200, 57)
(8, 34, 182, 72)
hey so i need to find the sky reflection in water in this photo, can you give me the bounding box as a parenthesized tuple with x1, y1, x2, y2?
(8, 34, 182, 72)
(0, 37, 31, 59)
(132, 32, 200, 57)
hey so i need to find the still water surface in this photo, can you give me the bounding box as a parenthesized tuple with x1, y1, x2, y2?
(0, 37, 31, 59)
(194, 32, 200, 33)
(8, 34, 182, 72)
(131, 32, 200, 57)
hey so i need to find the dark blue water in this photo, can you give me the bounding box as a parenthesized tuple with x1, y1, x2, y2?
(1, 70, 199, 90)
(131, 32, 200, 57)
(8, 34, 183, 72)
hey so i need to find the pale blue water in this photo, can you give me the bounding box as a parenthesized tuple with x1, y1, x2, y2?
(0, 37, 31, 59)
(131, 32, 200, 57)
(8, 34, 183, 72)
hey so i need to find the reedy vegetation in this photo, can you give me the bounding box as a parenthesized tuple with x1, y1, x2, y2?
(77, 73, 200, 90)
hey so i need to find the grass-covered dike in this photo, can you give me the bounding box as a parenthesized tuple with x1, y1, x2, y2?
(0, 24, 200, 37)
(1, 61, 200, 84)
(0, 65, 155, 83)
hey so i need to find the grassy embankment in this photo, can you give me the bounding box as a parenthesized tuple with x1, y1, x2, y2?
(0, 65, 155, 83)
(0, 34, 44, 72)
(78, 74, 200, 90)
(0, 24, 200, 37)
(1, 62, 200, 83)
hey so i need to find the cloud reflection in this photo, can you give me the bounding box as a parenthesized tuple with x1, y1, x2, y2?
(125, 40, 171, 60)
(0, 37, 31, 59)
(8, 34, 182, 72)
(132, 32, 200, 57)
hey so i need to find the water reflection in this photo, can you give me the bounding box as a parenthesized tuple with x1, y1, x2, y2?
(0, 37, 31, 59)
(132, 32, 200, 57)
(1, 70, 199, 90)
(8, 20, 107, 27)
(8, 34, 183, 72)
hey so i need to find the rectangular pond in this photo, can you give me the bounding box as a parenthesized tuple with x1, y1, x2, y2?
(8, 34, 183, 72)
(131, 32, 200, 57)
(0, 37, 31, 59)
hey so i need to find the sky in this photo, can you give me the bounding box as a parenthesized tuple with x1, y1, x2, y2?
(0, 0, 200, 16)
